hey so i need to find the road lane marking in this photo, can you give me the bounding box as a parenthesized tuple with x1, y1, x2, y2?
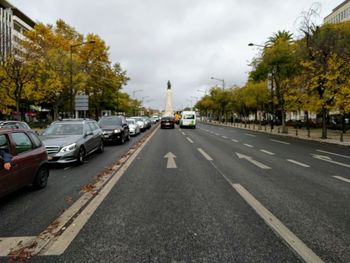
(231, 139, 239, 143)
(215, 133, 220, 136)
(236, 153, 271, 169)
(164, 152, 177, 168)
(270, 139, 290, 145)
(316, 149, 350, 159)
(243, 144, 254, 148)
(312, 154, 350, 168)
(197, 148, 213, 161)
(245, 133, 256, 137)
(232, 184, 325, 263)
(0, 237, 36, 256)
(260, 149, 275, 155)
(333, 176, 350, 184)
(287, 159, 310, 168)
(186, 137, 194, 144)
(181, 132, 186, 136)
(222, 136, 228, 139)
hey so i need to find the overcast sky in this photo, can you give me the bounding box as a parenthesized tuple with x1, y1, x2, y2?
(11, 0, 338, 111)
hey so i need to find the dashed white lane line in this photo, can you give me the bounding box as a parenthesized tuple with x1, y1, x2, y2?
(243, 144, 254, 148)
(231, 139, 239, 143)
(215, 133, 220, 136)
(287, 159, 310, 168)
(270, 139, 290, 145)
(260, 149, 275, 155)
(333, 176, 350, 184)
(245, 133, 256, 137)
(316, 149, 350, 159)
(181, 132, 186, 136)
(197, 148, 213, 161)
(232, 184, 325, 263)
(186, 137, 194, 144)
(222, 136, 228, 139)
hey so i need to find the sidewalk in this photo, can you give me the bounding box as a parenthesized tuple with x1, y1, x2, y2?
(202, 121, 350, 147)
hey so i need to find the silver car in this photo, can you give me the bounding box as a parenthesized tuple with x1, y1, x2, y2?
(130, 117, 146, 132)
(126, 118, 140, 136)
(40, 119, 104, 164)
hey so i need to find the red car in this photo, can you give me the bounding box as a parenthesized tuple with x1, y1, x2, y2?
(0, 128, 49, 198)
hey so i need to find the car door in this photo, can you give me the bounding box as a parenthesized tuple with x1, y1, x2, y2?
(0, 134, 16, 197)
(88, 121, 100, 150)
(121, 117, 129, 137)
(84, 122, 95, 154)
(9, 132, 37, 189)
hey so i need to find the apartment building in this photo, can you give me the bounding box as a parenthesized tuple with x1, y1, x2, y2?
(0, 0, 35, 58)
(324, 0, 350, 24)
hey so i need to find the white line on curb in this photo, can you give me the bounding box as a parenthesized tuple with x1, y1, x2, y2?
(197, 148, 213, 161)
(287, 159, 310, 168)
(270, 139, 290, 145)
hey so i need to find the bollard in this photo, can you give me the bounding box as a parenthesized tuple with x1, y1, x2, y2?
(340, 132, 344, 142)
(278, 128, 280, 133)
(264, 125, 267, 131)
(307, 129, 310, 138)
(295, 128, 298, 136)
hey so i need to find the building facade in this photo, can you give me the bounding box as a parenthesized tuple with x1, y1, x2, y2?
(324, 0, 350, 24)
(0, 0, 35, 58)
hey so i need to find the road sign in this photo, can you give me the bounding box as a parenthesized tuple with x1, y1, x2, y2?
(75, 95, 89, 111)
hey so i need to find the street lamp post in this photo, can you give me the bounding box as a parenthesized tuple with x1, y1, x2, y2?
(132, 89, 142, 115)
(210, 77, 225, 90)
(69, 40, 95, 117)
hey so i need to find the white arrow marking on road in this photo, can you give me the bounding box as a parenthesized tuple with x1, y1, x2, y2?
(312, 154, 350, 168)
(164, 152, 177, 169)
(236, 153, 271, 169)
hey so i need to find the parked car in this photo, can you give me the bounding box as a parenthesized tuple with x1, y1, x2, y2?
(150, 116, 159, 123)
(141, 116, 152, 129)
(131, 117, 146, 132)
(126, 118, 140, 136)
(0, 120, 31, 129)
(161, 116, 175, 129)
(40, 119, 104, 164)
(98, 116, 130, 144)
(0, 128, 49, 198)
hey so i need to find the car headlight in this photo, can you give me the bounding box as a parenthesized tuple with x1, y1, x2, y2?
(114, 129, 121, 133)
(60, 143, 77, 153)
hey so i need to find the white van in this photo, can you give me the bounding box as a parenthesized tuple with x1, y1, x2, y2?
(180, 111, 196, 128)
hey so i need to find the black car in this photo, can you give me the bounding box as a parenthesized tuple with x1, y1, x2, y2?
(98, 116, 130, 144)
(161, 116, 175, 129)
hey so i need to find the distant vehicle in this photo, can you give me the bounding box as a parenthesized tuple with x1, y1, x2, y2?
(126, 118, 140, 136)
(161, 116, 175, 129)
(180, 111, 196, 128)
(141, 116, 152, 129)
(150, 115, 160, 123)
(40, 119, 104, 164)
(0, 128, 49, 198)
(98, 116, 130, 144)
(0, 121, 31, 129)
(131, 117, 146, 132)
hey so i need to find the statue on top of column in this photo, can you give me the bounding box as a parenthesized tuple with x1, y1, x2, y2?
(167, 80, 171, 90)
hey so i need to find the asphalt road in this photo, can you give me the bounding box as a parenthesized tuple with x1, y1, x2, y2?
(0, 127, 154, 237)
(2, 122, 350, 262)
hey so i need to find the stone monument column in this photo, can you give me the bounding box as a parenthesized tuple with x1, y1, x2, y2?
(164, 80, 173, 116)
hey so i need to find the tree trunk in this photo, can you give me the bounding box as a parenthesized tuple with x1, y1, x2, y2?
(53, 103, 59, 121)
(321, 107, 327, 139)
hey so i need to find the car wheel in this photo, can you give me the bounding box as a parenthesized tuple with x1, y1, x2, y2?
(126, 131, 130, 141)
(120, 134, 125, 144)
(97, 140, 104, 153)
(33, 166, 49, 189)
(78, 147, 85, 164)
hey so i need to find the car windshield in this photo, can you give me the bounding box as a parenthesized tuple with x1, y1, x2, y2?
(183, 114, 195, 120)
(98, 117, 122, 126)
(126, 119, 135, 125)
(43, 123, 83, 135)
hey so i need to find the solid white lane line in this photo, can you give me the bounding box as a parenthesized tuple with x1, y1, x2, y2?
(186, 137, 194, 144)
(197, 148, 213, 161)
(333, 176, 350, 184)
(260, 149, 275, 155)
(232, 184, 325, 263)
(222, 136, 228, 139)
(231, 139, 239, 143)
(287, 159, 310, 168)
(270, 139, 290, 145)
(243, 144, 254, 148)
(316, 149, 350, 159)
(0, 237, 36, 256)
(245, 133, 256, 137)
